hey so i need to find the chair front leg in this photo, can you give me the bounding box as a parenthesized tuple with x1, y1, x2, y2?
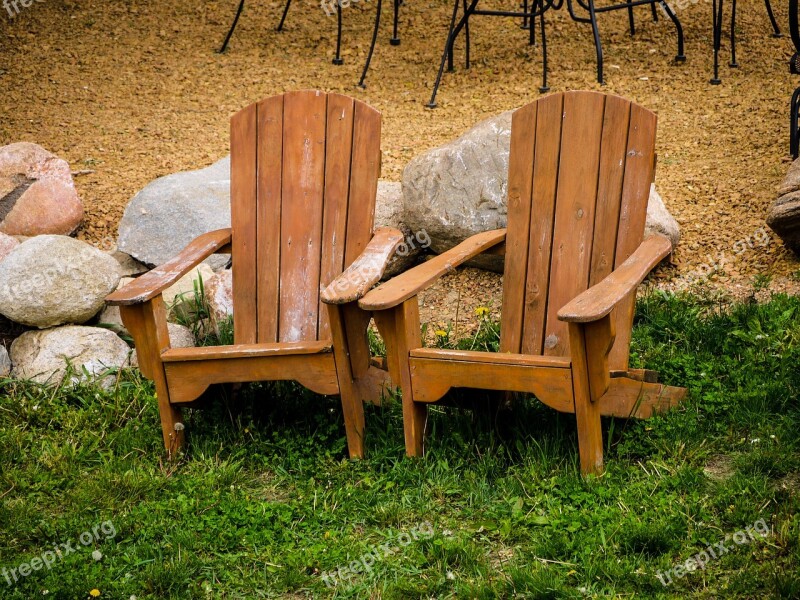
(119, 296, 184, 457)
(327, 302, 369, 459)
(373, 299, 426, 457)
(568, 314, 615, 476)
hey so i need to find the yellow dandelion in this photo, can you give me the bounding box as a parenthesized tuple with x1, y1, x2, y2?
(89, 590, 101, 598)
(474, 306, 489, 317)
(434, 329, 447, 338)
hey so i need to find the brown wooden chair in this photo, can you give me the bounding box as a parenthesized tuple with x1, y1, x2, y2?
(358, 90, 687, 475)
(107, 90, 403, 458)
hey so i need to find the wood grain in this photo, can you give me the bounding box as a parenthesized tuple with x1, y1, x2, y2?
(231, 103, 258, 344)
(279, 90, 327, 342)
(256, 94, 284, 343)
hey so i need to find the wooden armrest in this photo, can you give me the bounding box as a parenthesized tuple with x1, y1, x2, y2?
(106, 228, 232, 306)
(320, 227, 405, 304)
(359, 228, 507, 311)
(557, 234, 672, 323)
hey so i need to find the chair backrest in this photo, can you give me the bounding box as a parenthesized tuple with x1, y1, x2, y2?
(229, 90, 381, 344)
(499, 91, 657, 369)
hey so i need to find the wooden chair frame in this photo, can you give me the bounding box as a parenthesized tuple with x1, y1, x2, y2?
(108, 91, 401, 459)
(359, 91, 686, 475)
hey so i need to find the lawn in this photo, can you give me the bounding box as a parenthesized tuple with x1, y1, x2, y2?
(0, 292, 798, 599)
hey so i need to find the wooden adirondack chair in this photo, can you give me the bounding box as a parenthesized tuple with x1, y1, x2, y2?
(107, 91, 404, 458)
(358, 91, 687, 475)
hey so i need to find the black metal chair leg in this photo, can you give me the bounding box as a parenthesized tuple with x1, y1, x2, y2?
(427, 0, 464, 108)
(219, 0, 245, 53)
(791, 87, 800, 158)
(587, 0, 604, 84)
(358, 0, 383, 87)
(333, 3, 344, 64)
(539, 0, 549, 92)
(729, 0, 738, 67)
(529, 13, 536, 45)
(660, 0, 685, 62)
(463, 0, 471, 69)
(446, 0, 474, 71)
(627, 2, 635, 35)
(651, 1, 658, 21)
(277, 0, 292, 31)
(522, 0, 529, 29)
(711, 0, 722, 83)
(765, 0, 782, 37)
(391, 0, 401, 45)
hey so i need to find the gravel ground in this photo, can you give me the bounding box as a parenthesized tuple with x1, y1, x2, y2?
(1, 0, 798, 332)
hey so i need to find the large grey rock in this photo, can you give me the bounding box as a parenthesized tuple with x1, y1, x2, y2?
(10, 326, 133, 389)
(117, 157, 231, 270)
(375, 181, 423, 276)
(402, 112, 512, 271)
(768, 159, 800, 254)
(402, 111, 681, 271)
(0, 236, 121, 328)
(0, 345, 10, 377)
(645, 184, 681, 249)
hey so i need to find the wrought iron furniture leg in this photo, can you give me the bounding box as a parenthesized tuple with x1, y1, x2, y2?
(277, 0, 292, 31)
(711, 0, 722, 84)
(219, 0, 245, 53)
(333, 2, 344, 64)
(792, 87, 800, 158)
(660, 0, 684, 61)
(539, 0, 549, 92)
(391, 0, 401, 44)
(729, 0, 738, 67)
(587, 0, 604, 84)
(627, 1, 635, 35)
(651, 1, 658, 21)
(446, 0, 475, 72)
(358, 0, 383, 87)
(463, 0, 471, 68)
(765, 0, 782, 37)
(427, 0, 465, 108)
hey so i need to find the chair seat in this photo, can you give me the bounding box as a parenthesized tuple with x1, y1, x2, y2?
(409, 347, 571, 368)
(161, 340, 332, 363)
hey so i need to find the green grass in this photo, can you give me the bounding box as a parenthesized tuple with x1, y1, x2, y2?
(0, 292, 799, 598)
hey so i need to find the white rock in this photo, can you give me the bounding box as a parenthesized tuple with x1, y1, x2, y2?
(0, 345, 10, 377)
(645, 184, 681, 249)
(204, 268, 233, 328)
(167, 323, 196, 348)
(10, 326, 133, 389)
(163, 264, 215, 307)
(97, 306, 196, 348)
(0, 235, 121, 328)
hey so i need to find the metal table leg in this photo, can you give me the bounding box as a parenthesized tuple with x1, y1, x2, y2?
(711, 0, 722, 84)
(219, 0, 246, 53)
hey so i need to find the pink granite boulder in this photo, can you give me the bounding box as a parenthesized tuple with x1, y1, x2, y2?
(0, 142, 84, 236)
